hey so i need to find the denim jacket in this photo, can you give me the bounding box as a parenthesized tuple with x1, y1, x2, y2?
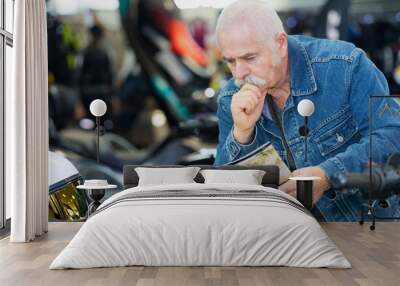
(214, 35, 400, 221)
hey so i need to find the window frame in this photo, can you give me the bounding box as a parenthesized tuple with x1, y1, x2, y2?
(1, 0, 14, 231)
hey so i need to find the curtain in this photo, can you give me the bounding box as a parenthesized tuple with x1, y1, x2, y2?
(7, 0, 48, 242)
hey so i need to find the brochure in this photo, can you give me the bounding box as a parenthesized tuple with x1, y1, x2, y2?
(227, 142, 291, 185)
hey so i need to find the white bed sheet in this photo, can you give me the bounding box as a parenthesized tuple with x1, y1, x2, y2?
(50, 183, 351, 269)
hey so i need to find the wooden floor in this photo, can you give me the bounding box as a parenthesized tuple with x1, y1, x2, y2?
(0, 222, 399, 286)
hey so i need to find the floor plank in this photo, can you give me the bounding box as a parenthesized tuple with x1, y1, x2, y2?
(0, 222, 399, 286)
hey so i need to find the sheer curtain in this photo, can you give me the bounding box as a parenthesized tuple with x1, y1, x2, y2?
(6, 0, 48, 242)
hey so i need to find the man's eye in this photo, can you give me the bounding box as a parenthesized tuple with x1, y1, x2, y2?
(245, 56, 256, 62)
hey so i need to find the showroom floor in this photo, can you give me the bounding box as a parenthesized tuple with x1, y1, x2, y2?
(0, 222, 399, 286)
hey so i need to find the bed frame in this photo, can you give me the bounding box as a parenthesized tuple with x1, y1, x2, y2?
(123, 165, 280, 189)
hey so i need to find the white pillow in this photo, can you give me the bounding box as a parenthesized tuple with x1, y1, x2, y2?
(200, 169, 266, 185)
(135, 167, 201, 186)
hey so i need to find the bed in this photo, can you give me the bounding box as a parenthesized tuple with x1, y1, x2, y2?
(50, 165, 350, 269)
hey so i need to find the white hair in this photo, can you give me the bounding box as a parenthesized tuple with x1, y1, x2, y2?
(216, 0, 285, 47)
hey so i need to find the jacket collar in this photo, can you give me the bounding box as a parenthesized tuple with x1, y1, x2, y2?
(287, 36, 317, 96)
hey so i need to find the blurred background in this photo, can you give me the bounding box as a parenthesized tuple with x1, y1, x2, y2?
(45, 0, 400, 219)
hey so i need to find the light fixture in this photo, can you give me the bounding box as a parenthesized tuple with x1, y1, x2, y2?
(89, 99, 107, 163)
(204, 88, 216, 98)
(297, 99, 315, 162)
(152, 110, 167, 127)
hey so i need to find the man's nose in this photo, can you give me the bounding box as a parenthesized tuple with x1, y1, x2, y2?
(234, 61, 250, 80)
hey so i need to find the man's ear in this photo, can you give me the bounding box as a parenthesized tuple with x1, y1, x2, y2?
(275, 32, 288, 58)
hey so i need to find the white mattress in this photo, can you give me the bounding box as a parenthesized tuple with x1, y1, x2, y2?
(50, 183, 351, 269)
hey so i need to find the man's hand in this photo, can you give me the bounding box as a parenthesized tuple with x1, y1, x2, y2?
(231, 84, 266, 144)
(279, 167, 331, 205)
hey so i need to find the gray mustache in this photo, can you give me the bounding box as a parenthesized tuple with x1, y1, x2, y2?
(235, 75, 267, 87)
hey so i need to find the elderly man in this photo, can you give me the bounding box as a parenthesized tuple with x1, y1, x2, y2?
(214, 0, 400, 221)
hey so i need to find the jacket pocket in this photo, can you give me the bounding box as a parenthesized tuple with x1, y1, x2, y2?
(314, 110, 359, 157)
